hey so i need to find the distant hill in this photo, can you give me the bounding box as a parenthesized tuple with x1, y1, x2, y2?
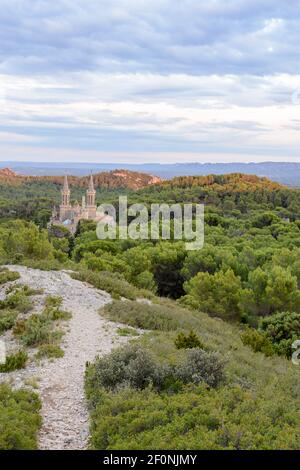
(0, 167, 18, 178)
(1, 161, 300, 186)
(0, 168, 161, 190)
(158, 173, 284, 192)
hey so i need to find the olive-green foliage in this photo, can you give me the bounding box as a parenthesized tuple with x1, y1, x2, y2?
(181, 269, 245, 320)
(0, 350, 28, 372)
(0, 285, 34, 313)
(13, 294, 70, 347)
(72, 269, 153, 300)
(35, 344, 64, 359)
(44, 295, 63, 308)
(93, 293, 300, 449)
(43, 295, 71, 320)
(174, 330, 204, 349)
(86, 345, 166, 397)
(0, 284, 40, 333)
(103, 300, 184, 331)
(0, 384, 41, 449)
(88, 384, 300, 450)
(117, 327, 139, 337)
(0, 269, 20, 285)
(241, 327, 275, 356)
(260, 311, 300, 357)
(14, 313, 54, 346)
(5, 283, 43, 297)
(175, 349, 225, 388)
(45, 307, 71, 321)
(0, 220, 55, 263)
(86, 344, 225, 407)
(0, 309, 18, 333)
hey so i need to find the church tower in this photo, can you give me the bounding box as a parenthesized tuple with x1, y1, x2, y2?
(60, 174, 71, 220)
(86, 173, 97, 219)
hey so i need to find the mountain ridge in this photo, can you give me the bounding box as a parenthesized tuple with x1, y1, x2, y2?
(1, 161, 300, 186)
(0, 168, 162, 190)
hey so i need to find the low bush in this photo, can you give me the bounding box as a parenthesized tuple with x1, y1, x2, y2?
(0, 384, 41, 449)
(0, 309, 18, 333)
(35, 344, 64, 359)
(88, 385, 300, 450)
(44, 307, 71, 321)
(86, 344, 225, 410)
(103, 300, 187, 331)
(6, 284, 43, 297)
(14, 314, 54, 346)
(0, 288, 33, 313)
(241, 327, 275, 357)
(260, 311, 300, 358)
(174, 330, 204, 349)
(86, 345, 162, 398)
(72, 270, 154, 301)
(44, 295, 63, 308)
(117, 327, 139, 337)
(0, 350, 28, 372)
(0, 270, 20, 285)
(175, 349, 225, 388)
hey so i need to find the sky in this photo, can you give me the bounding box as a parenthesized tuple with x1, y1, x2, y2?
(1, 0, 300, 164)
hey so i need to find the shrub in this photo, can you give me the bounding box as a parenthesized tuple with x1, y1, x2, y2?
(175, 349, 225, 388)
(181, 269, 244, 320)
(72, 270, 153, 301)
(86, 345, 161, 395)
(87, 385, 300, 450)
(6, 284, 43, 297)
(44, 307, 71, 321)
(0, 350, 28, 372)
(0, 384, 41, 449)
(0, 270, 20, 285)
(103, 300, 184, 331)
(14, 313, 53, 346)
(35, 344, 64, 359)
(174, 330, 204, 349)
(260, 311, 300, 358)
(0, 288, 33, 313)
(117, 327, 139, 337)
(44, 295, 63, 308)
(241, 327, 274, 357)
(86, 343, 224, 411)
(0, 309, 18, 333)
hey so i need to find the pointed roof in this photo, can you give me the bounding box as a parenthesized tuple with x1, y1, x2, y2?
(88, 172, 95, 191)
(63, 174, 69, 191)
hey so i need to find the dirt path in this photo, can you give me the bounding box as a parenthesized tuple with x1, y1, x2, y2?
(0, 266, 129, 450)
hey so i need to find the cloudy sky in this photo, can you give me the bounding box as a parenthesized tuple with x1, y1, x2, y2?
(1, 0, 300, 163)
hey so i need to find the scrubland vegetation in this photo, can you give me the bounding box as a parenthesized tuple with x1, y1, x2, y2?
(0, 384, 41, 449)
(0, 173, 300, 449)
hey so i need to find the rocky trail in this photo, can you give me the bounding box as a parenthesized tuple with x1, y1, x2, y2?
(0, 266, 131, 450)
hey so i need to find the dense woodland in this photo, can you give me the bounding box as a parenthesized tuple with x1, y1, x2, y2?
(0, 172, 300, 449)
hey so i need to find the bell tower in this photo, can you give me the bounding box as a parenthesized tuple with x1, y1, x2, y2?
(60, 174, 71, 220)
(86, 173, 97, 218)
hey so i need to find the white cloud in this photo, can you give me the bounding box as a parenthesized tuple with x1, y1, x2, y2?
(0, 1, 300, 161)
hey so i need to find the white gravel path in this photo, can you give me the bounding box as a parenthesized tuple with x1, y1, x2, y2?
(0, 266, 130, 450)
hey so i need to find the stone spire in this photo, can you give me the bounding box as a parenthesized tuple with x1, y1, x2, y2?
(86, 173, 96, 206)
(86, 172, 96, 218)
(63, 174, 69, 191)
(88, 172, 94, 191)
(61, 174, 70, 207)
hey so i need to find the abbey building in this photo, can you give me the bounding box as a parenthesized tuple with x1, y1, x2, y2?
(50, 174, 107, 233)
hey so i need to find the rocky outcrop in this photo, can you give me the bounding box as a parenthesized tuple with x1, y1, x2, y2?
(0, 167, 18, 177)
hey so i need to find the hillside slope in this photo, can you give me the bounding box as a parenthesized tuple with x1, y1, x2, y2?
(157, 173, 284, 192)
